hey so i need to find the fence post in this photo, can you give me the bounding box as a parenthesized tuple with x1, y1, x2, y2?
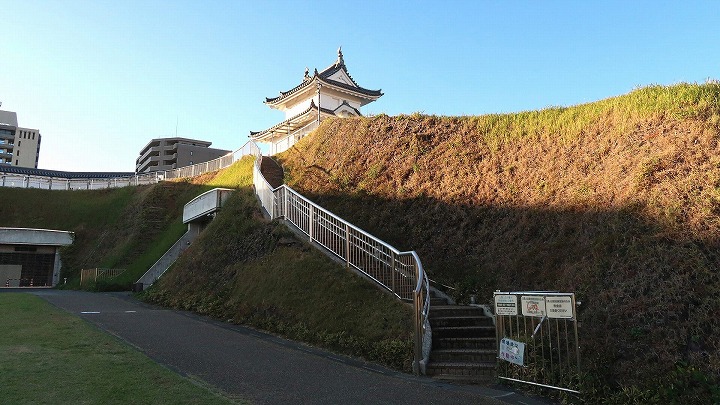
(309, 205, 314, 242)
(391, 251, 396, 293)
(283, 187, 288, 218)
(345, 224, 351, 268)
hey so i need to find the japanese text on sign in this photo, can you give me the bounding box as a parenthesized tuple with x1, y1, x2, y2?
(499, 337, 525, 366)
(546, 296, 574, 319)
(521, 295, 546, 317)
(494, 294, 518, 316)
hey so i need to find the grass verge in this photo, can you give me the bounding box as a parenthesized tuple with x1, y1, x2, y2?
(0, 293, 244, 405)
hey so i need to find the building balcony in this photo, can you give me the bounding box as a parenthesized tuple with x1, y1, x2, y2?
(136, 151, 161, 166)
(136, 146, 163, 165)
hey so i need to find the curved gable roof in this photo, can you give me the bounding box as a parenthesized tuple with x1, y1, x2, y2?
(264, 50, 383, 106)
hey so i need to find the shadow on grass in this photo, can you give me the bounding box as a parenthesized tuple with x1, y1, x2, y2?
(296, 189, 719, 402)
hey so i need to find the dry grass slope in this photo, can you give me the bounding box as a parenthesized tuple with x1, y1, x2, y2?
(279, 83, 720, 402)
(144, 158, 415, 372)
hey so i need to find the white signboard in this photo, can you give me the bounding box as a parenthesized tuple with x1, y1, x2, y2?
(494, 294, 518, 316)
(546, 296, 574, 319)
(499, 337, 525, 366)
(521, 295, 546, 317)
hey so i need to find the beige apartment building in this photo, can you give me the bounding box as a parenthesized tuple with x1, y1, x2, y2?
(0, 110, 41, 168)
(136, 137, 230, 173)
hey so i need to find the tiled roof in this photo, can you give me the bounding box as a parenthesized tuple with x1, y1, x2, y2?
(333, 100, 362, 116)
(264, 51, 382, 105)
(250, 100, 335, 140)
(0, 165, 136, 179)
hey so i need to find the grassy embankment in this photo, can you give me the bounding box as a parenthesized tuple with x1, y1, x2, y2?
(143, 157, 414, 371)
(0, 158, 260, 290)
(0, 179, 205, 289)
(278, 83, 720, 403)
(1, 156, 414, 370)
(0, 293, 241, 404)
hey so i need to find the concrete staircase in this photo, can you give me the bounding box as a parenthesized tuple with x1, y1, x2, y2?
(425, 292, 497, 383)
(256, 157, 498, 383)
(260, 157, 284, 188)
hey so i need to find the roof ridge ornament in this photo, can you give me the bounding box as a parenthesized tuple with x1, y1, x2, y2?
(335, 46, 344, 68)
(304, 67, 310, 81)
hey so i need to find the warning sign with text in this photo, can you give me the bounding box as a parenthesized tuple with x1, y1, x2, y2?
(521, 295, 546, 317)
(499, 337, 525, 366)
(546, 296, 574, 319)
(494, 294, 518, 316)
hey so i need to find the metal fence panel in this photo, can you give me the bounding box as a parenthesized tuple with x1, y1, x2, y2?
(494, 291, 581, 394)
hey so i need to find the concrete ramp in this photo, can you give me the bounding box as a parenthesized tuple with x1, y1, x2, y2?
(136, 229, 198, 289)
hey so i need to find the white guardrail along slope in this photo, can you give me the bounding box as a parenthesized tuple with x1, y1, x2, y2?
(252, 156, 432, 375)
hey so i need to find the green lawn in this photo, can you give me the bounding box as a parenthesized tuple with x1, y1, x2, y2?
(0, 293, 246, 405)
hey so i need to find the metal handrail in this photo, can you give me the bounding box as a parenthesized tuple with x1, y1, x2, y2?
(164, 140, 261, 179)
(251, 153, 432, 375)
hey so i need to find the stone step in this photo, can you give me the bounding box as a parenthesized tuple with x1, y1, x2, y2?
(430, 315, 494, 328)
(429, 305, 486, 318)
(430, 297, 449, 306)
(425, 361, 496, 381)
(426, 373, 495, 384)
(430, 348, 497, 363)
(433, 326, 496, 339)
(433, 337, 497, 350)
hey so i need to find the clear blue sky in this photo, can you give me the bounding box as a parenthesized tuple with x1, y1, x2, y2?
(2, 1, 718, 172)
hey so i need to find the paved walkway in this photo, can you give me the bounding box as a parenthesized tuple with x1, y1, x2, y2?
(19, 289, 551, 405)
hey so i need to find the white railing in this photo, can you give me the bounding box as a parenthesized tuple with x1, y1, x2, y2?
(182, 188, 234, 223)
(252, 156, 432, 374)
(0, 173, 161, 190)
(0, 140, 262, 191)
(164, 141, 261, 179)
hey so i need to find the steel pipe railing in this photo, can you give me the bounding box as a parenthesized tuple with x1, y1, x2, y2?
(252, 153, 432, 374)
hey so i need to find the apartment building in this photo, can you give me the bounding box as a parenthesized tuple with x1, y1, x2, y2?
(0, 110, 41, 168)
(136, 137, 230, 173)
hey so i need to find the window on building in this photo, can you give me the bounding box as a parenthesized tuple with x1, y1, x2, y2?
(18, 140, 21, 146)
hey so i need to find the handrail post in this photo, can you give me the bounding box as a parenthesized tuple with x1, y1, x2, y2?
(414, 290, 422, 375)
(309, 205, 314, 242)
(345, 224, 351, 268)
(284, 186, 288, 218)
(391, 251, 396, 294)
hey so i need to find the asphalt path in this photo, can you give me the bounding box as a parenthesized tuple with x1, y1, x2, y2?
(10, 289, 552, 405)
